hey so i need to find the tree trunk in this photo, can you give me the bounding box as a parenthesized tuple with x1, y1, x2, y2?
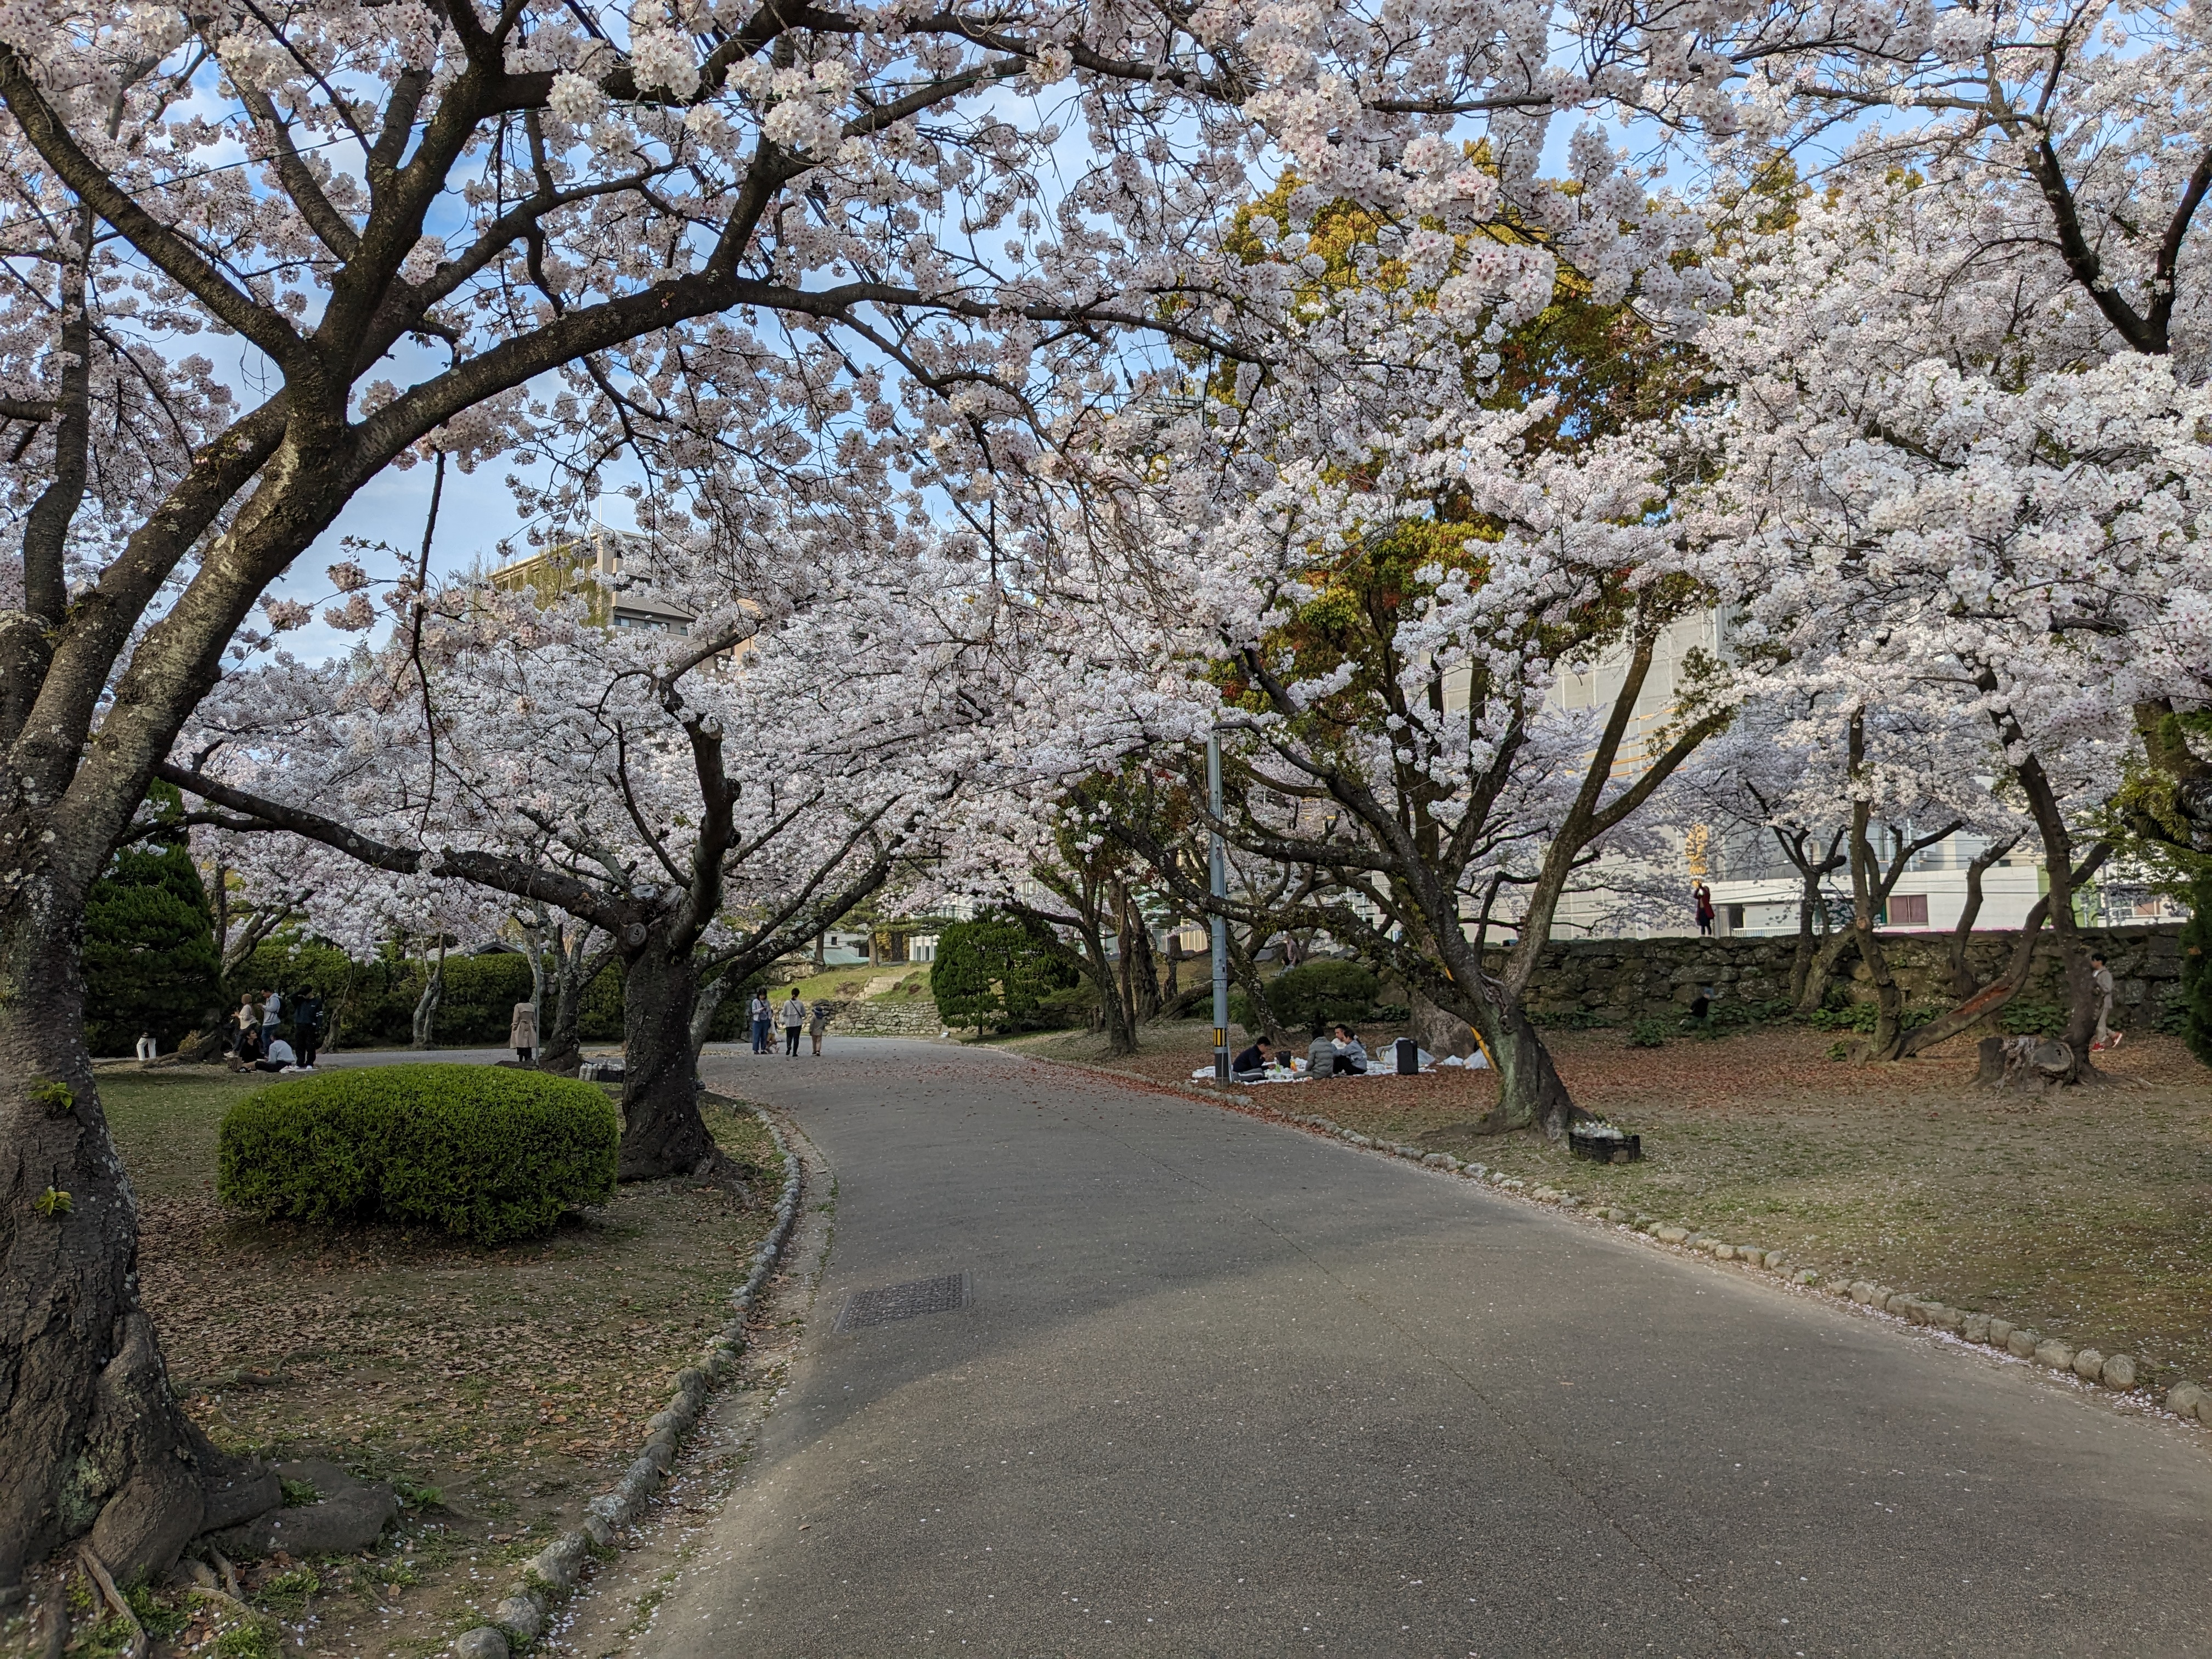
(1090, 922, 1138, 1057)
(1470, 995, 1579, 1138)
(1120, 889, 1161, 1024)
(524, 941, 546, 1047)
(535, 931, 605, 1077)
(0, 885, 261, 1588)
(689, 967, 735, 1064)
(617, 934, 713, 1180)
(1073, 907, 1138, 1058)
(1795, 926, 1858, 1015)
(409, 940, 443, 1050)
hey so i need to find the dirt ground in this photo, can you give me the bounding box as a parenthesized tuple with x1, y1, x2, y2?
(61, 1065, 780, 1659)
(1002, 1018, 2212, 1390)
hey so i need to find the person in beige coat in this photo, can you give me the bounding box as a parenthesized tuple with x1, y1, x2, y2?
(510, 1001, 538, 1064)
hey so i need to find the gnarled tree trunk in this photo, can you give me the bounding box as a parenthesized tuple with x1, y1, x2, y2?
(1469, 996, 1577, 1138)
(617, 932, 712, 1180)
(0, 882, 261, 1587)
(533, 925, 607, 1077)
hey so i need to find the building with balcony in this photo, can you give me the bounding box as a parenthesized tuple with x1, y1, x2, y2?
(486, 528, 699, 635)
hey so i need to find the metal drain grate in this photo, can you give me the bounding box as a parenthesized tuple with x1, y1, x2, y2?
(833, 1272, 971, 1333)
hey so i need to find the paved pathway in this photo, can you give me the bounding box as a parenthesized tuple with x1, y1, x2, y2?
(646, 1039, 2210, 1656)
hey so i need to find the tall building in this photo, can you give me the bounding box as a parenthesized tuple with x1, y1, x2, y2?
(486, 528, 698, 635)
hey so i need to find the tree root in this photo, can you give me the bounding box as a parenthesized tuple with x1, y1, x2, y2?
(76, 1547, 146, 1659)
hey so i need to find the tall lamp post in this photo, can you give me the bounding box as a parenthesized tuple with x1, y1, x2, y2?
(1209, 733, 1231, 1084)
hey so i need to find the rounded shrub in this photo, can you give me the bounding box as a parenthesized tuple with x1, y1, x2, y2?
(218, 1064, 619, 1244)
(1263, 960, 1383, 1036)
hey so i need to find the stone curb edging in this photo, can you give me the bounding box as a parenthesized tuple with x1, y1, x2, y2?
(1052, 1056, 2209, 1440)
(450, 1108, 805, 1659)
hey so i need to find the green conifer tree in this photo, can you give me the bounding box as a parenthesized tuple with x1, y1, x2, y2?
(929, 910, 1076, 1031)
(81, 807, 223, 1056)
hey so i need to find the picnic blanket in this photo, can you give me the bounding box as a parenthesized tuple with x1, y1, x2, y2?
(1189, 1047, 1489, 1085)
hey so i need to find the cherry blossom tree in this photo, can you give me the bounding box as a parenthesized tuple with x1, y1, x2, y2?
(164, 533, 1012, 1178)
(0, 0, 1745, 1578)
(1667, 0, 2212, 853)
(1691, 167, 2210, 1079)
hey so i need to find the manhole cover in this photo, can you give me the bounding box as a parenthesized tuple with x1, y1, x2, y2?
(834, 1272, 970, 1333)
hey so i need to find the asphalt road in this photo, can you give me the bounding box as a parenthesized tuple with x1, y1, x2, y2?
(648, 1038, 2211, 1657)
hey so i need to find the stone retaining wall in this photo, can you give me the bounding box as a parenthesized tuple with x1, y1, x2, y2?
(1502, 923, 2185, 1027)
(819, 996, 943, 1037)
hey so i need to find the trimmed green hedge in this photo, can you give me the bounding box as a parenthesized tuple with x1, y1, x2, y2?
(218, 1065, 619, 1243)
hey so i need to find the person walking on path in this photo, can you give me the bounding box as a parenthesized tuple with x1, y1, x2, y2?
(809, 996, 831, 1055)
(2091, 953, 2123, 1051)
(259, 988, 284, 1051)
(781, 990, 806, 1056)
(1693, 882, 1716, 936)
(750, 990, 772, 1055)
(230, 995, 259, 1059)
(511, 1000, 538, 1064)
(135, 1031, 157, 1062)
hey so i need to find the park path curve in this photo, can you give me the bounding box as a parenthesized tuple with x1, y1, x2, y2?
(642, 1038, 2210, 1657)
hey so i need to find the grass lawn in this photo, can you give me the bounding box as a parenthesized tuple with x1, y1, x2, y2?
(755, 965, 928, 1005)
(93, 1064, 780, 1658)
(1002, 1019, 2212, 1390)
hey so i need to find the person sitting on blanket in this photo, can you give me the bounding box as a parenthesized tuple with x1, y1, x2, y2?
(1291, 1026, 1362, 1079)
(1232, 1038, 1274, 1078)
(1334, 1026, 1372, 1073)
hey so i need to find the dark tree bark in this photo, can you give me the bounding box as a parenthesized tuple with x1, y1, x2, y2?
(0, 876, 266, 1588)
(1472, 997, 1576, 1135)
(618, 933, 710, 1179)
(1778, 826, 1847, 1009)
(548, 938, 619, 1079)
(1118, 883, 1163, 1025)
(519, 911, 607, 1076)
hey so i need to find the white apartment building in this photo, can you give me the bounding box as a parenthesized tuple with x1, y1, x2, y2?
(1441, 608, 2184, 940)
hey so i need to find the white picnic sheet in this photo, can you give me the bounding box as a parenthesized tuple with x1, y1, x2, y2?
(1190, 1049, 1489, 1085)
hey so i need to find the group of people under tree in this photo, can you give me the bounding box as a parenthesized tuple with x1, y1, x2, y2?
(222, 986, 323, 1073)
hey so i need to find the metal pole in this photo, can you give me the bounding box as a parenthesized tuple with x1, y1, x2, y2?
(1209, 733, 1231, 1084)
